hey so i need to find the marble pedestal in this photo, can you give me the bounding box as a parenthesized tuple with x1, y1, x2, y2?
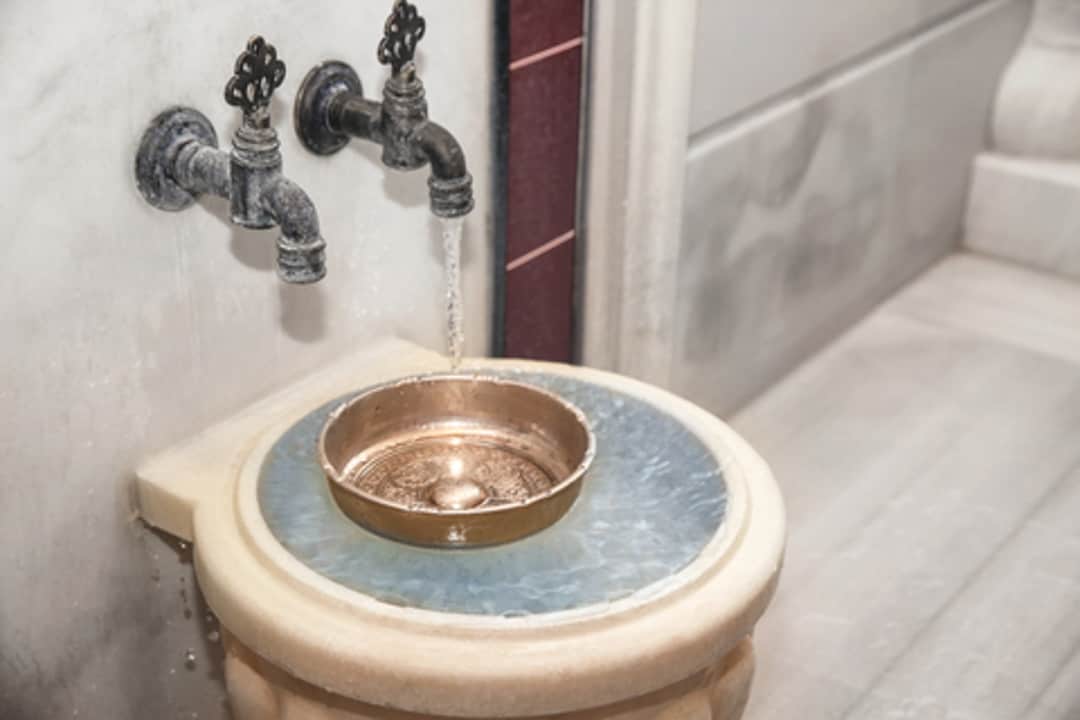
(225, 635, 756, 720)
(136, 340, 784, 719)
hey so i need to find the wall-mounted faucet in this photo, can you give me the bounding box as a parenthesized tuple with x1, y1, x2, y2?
(294, 0, 474, 219)
(135, 36, 327, 283)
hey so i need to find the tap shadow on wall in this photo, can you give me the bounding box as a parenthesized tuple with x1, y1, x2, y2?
(336, 49, 432, 210)
(347, 140, 429, 212)
(199, 197, 329, 345)
(337, 52, 432, 212)
(347, 138, 472, 272)
(188, 95, 328, 344)
(277, 282, 328, 344)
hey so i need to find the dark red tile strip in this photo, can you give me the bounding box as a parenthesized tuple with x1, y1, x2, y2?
(506, 46, 583, 262)
(509, 0, 585, 63)
(504, 239, 576, 360)
(499, 0, 586, 363)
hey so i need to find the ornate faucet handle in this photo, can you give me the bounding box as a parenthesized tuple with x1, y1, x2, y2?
(377, 0, 426, 74)
(224, 35, 287, 117)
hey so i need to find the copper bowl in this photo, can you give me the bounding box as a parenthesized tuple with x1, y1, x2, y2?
(319, 374, 595, 548)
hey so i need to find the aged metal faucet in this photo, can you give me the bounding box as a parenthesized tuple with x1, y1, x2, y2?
(135, 36, 327, 283)
(294, 0, 474, 218)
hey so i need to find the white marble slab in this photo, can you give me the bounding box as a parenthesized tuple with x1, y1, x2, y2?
(735, 253, 1080, 720)
(890, 253, 1080, 366)
(674, 0, 1029, 415)
(966, 153, 1080, 280)
(689, 0, 1018, 134)
(1035, 644, 1080, 719)
(844, 466, 1080, 719)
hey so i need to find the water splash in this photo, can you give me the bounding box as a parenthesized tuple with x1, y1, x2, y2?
(442, 217, 465, 368)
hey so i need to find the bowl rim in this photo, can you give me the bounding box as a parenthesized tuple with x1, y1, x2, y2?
(317, 371, 597, 518)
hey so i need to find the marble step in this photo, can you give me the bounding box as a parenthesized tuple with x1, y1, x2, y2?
(966, 152, 1080, 280)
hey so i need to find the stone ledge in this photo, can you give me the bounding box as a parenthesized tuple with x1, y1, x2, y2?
(965, 152, 1080, 280)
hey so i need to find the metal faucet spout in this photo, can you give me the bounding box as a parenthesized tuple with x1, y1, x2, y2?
(263, 176, 327, 283)
(415, 121, 468, 181)
(415, 121, 473, 218)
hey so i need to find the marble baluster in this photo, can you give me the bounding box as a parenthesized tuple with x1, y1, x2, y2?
(967, 0, 1080, 278)
(994, 0, 1080, 158)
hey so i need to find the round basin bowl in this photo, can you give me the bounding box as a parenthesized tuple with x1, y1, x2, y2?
(319, 374, 595, 548)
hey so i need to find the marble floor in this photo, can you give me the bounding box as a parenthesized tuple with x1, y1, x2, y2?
(734, 253, 1080, 720)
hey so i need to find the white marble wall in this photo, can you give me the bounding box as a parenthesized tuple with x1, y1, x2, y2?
(690, 0, 985, 134)
(0, 1, 492, 717)
(675, 0, 1031, 413)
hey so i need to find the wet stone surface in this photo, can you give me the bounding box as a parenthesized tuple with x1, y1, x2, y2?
(258, 370, 728, 616)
